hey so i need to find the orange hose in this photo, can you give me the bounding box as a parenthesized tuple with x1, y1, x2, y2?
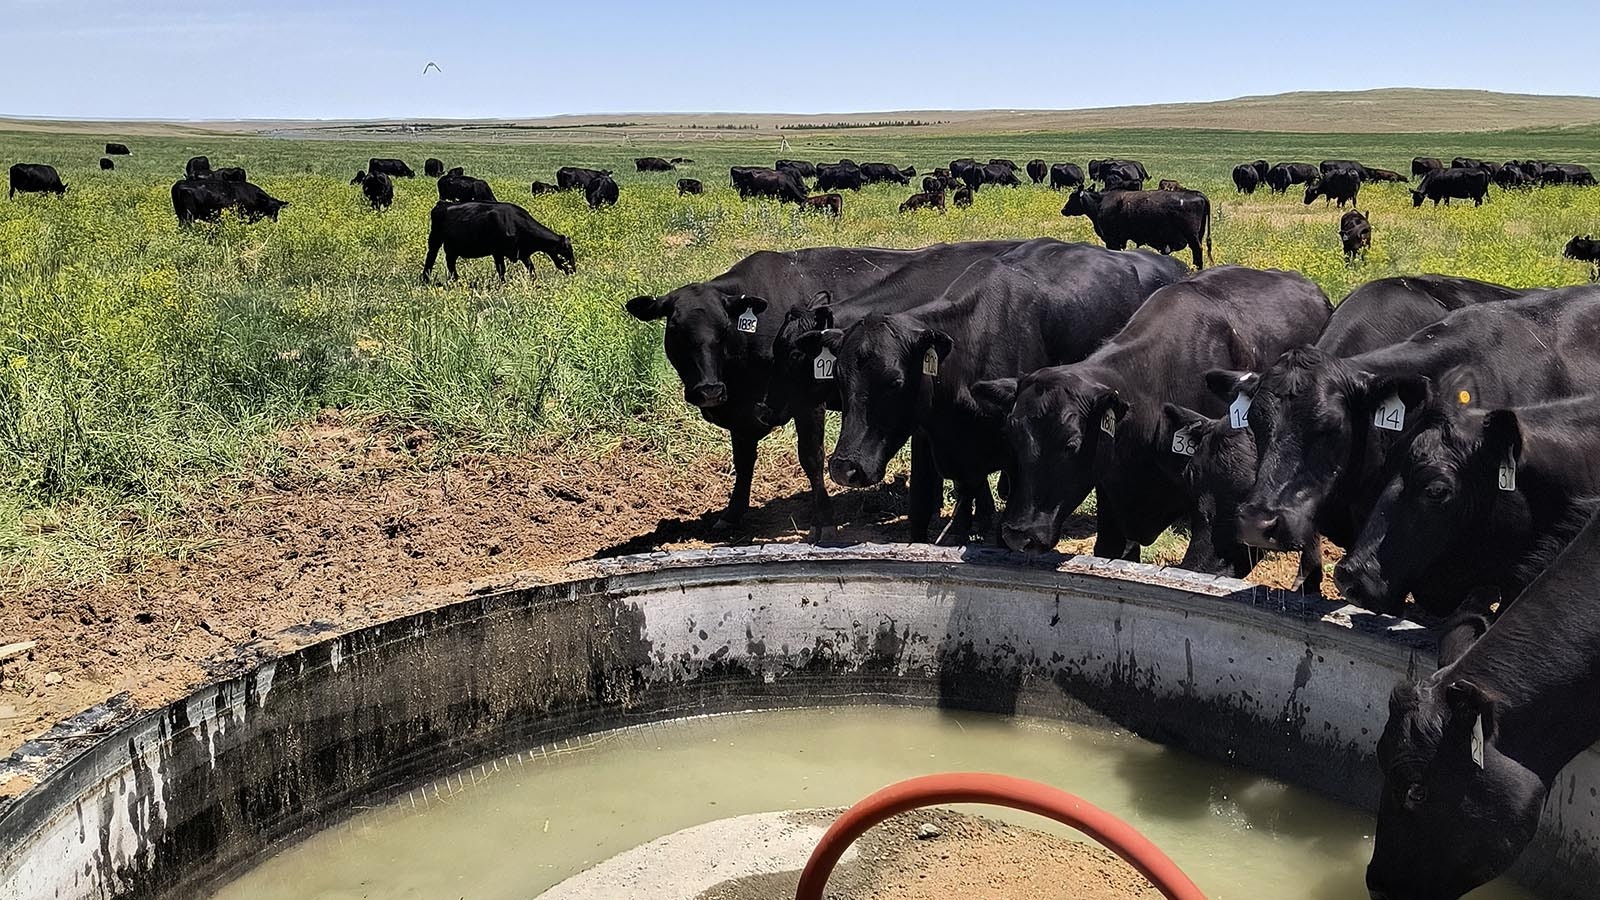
(794, 772, 1207, 900)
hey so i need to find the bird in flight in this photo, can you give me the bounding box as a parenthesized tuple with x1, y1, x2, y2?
(422, 62, 442, 75)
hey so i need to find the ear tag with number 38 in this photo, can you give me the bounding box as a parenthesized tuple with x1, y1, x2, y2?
(1171, 425, 1199, 457)
(1374, 393, 1406, 431)
(922, 348, 940, 377)
(1229, 393, 1252, 430)
(736, 308, 758, 334)
(813, 347, 836, 381)
(1498, 450, 1517, 492)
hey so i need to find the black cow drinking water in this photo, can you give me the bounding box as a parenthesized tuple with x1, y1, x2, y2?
(438, 171, 496, 203)
(420, 201, 575, 283)
(368, 158, 415, 178)
(9, 164, 66, 198)
(972, 267, 1330, 564)
(1062, 187, 1212, 269)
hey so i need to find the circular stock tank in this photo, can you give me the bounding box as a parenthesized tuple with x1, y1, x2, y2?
(2, 545, 1598, 899)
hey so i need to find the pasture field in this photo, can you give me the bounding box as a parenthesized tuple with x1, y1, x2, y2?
(3, 124, 1600, 582)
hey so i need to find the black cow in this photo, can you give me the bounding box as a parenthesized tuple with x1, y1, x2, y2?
(1305, 170, 1361, 207)
(1553, 163, 1597, 186)
(586, 175, 619, 209)
(801, 193, 842, 217)
(678, 178, 704, 196)
(1088, 158, 1150, 183)
(1251, 159, 1270, 181)
(1340, 209, 1371, 261)
(1412, 156, 1444, 179)
(1026, 159, 1048, 184)
(949, 158, 982, 185)
(171, 178, 287, 225)
(369, 158, 415, 178)
(819, 242, 1189, 541)
(816, 164, 867, 192)
(1050, 162, 1085, 191)
(447, 166, 464, 176)
(1412, 167, 1491, 207)
(8, 163, 66, 198)
(529, 181, 560, 195)
(953, 186, 974, 208)
(988, 158, 1019, 172)
(359, 171, 393, 210)
(972, 267, 1330, 564)
(859, 162, 911, 185)
(212, 167, 246, 182)
(636, 157, 675, 172)
(1451, 157, 1488, 173)
(438, 171, 496, 203)
(1566, 235, 1600, 278)
(898, 191, 945, 213)
(776, 160, 818, 179)
(421, 201, 575, 283)
(922, 175, 958, 194)
(425, 158, 445, 177)
(556, 166, 612, 192)
(671, 157, 695, 164)
(1098, 162, 1145, 191)
(1364, 167, 1408, 183)
(1335, 394, 1600, 617)
(736, 169, 806, 203)
(1234, 286, 1600, 568)
(1494, 166, 1535, 191)
(1321, 159, 1368, 179)
(1180, 276, 1524, 593)
(970, 163, 1020, 189)
(1232, 164, 1261, 194)
(185, 156, 212, 179)
(99, 158, 114, 171)
(1265, 162, 1317, 193)
(1062, 187, 1212, 269)
(105, 142, 130, 155)
(1367, 508, 1600, 900)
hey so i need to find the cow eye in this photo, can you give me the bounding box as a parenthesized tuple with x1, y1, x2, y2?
(1405, 783, 1428, 805)
(1424, 481, 1452, 501)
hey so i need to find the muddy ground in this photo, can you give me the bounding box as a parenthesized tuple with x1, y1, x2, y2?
(0, 413, 1331, 771)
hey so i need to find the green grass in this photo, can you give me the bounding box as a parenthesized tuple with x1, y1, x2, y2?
(2, 126, 1598, 581)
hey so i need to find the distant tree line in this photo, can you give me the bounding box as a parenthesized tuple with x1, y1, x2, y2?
(778, 120, 950, 130)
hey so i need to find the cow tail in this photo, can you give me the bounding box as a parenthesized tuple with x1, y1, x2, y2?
(1204, 200, 1214, 267)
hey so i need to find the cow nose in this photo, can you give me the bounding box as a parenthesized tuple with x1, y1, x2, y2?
(687, 383, 727, 408)
(753, 402, 781, 427)
(1001, 523, 1053, 555)
(1236, 506, 1287, 550)
(828, 457, 876, 488)
(1333, 556, 1395, 612)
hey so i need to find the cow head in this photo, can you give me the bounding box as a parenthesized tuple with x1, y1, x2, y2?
(756, 294, 836, 427)
(1564, 236, 1598, 261)
(971, 368, 1124, 554)
(1334, 396, 1517, 616)
(1302, 180, 1322, 204)
(1061, 188, 1101, 219)
(262, 197, 288, 221)
(1162, 402, 1260, 569)
(826, 314, 951, 488)
(1411, 188, 1428, 208)
(351, 170, 367, 185)
(625, 286, 769, 410)
(1367, 665, 1541, 900)
(546, 235, 577, 274)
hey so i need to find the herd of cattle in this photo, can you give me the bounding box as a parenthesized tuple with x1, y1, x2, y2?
(627, 238, 1600, 899)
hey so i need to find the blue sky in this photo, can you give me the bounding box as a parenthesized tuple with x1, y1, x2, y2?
(3, 0, 1594, 120)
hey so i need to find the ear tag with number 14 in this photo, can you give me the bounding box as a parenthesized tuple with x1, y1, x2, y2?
(736, 308, 758, 333)
(922, 348, 940, 377)
(1374, 393, 1406, 431)
(813, 347, 836, 381)
(1229, 393, 1252, 430)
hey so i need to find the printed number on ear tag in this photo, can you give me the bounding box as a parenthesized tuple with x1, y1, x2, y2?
(1498, 451, 1517, 492)
(1373, 393, 1406, 431)
(922, 348, 940, 377)
(813, 347, 836, 381)
(1471, 716, 1485, 769)
(1101, 410, 1117, 437)
(736, 309, 758, 333)
(1228, 393, 1252, 430)
(1171, 425, 1199, 457)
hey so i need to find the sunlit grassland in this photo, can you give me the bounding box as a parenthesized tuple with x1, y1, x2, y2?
(1, 126, 1597, 579)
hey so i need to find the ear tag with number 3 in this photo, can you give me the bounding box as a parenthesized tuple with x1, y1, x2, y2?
(1101, 410, 1117, 438)
(736, 308, 758, 334)
(1229, 393, 1252, 430)
(813, 347, 836, 381)
(922, 348, 940, 377)
(1497, 450, 1517, 492)
(1470, 715, 1485, 769)
(1374, 393, 1405, 431)
(1171, 425, 1199, 457)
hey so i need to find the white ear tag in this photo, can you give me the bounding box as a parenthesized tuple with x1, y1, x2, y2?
(1373, 393, 1406, 431)
(1101, 410, 1117, 437)
(736, 308, 758, 333)
(813, 347, 836, 381)
(1228, 393, 1252, 430)
(922, 348, 939, 377)
(1171, 424, 1199, 457)
(1470, 715, 1485, 769)
(1497, 450, 1517, 492)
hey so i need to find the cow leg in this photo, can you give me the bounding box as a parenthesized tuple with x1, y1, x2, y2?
(446, 252, 460, 281)
(421, 236, 443, 283)
(1093, 518, 1139, 562)
(494, 255, 507, 281)
(793, 403, 833, 542)
(1292, 539, 1325, 596)
(522, 254, 536, 280)
(971, 478, 997, 542)
(940, 482, 979, 546)
(715, 429, 762, 531)
(1190, 239, 1205, 269)
(907, 435, 941, 544)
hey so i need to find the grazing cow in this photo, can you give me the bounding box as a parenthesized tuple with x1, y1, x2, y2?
(99, 158, 114, 171)
(529, 180, 560, 195)
(922, 175, 956, 193)
(1553, 163, 1597, 186)
(438, 171, 497, 203)
(556, 166, 613, 192)
(671, 157, 695, 164)
(1412, 157, 1444, 178)
(899, 166, 916, 177)
(1412, 167, 1491, 207)
(1184, 276, 1525, 592)
(972, 267, 1330, 563)
(1050, 162, 1085, 191)
(801, 193, 842, 217)
(360, 171, 394, 210)
(736, 169, 806, 203)
(988, 158, 1019, 172)
(421, 201, 575, 283)
(1304, 170, 1361, 207)
(1251, 159, 1270, 181)
(8, 163, 66, 198)
(965, 163, 1019, 189)
(1157, 179, 1183, 191)
(1026, 159, 1048, 184)
(350, 169, 369, 185)
(1566, 235, 1600, 277)
(776, 160, 818, 179)
(1339, 209, 1371, 261)
(369, 158, 415, 178)
(1265, 162, 1318, 193)
(1062, 187, 1211, 269)
(170, 178, 287, 225)
(1234, 286, 1600, 567)
(1366, 509, 1600, 900)
(105, 142, 130, 155)
(898, 191, 946, 213)
(425, 158, 445, 177)
(1364, 167, 1408, 183)
(212, 167, 247, 182)
(1232, 164, 1261, 194)
(1452, 157, 1488, 172)
(185, 156, 212, 179)
(636, 157, 675, 172)
(1321, 159, 1367, 179)
(1494, 166, 1535, 190)
(816, 242, 1188, 541)
(953, 186, 974, 208)
(860, 162, 911, 185)
(585, 175, 619, 209)
(949, 158, 982, 184)
(816, 164, 867, 192)
(678, 178, 704, 196)
(1089, 158, 1150, 183)
(1334, 393, 1600, 617)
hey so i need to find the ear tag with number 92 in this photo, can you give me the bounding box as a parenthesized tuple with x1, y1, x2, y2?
(736, 308, 758, 333)
(813, 347, 836, 381)
(922, 348, 940, 377)
(1374, 393, 1405, 431)
(1171, 425, 1199, 457)
(1229, 393, 1252, 429)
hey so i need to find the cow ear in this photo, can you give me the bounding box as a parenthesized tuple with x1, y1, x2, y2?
(1357, 372, 1431, 416)
(1204, 369, 1258, 401)
(1437, 608, 1491, 668)
(1446, 678, 1500, 755)
(1162, 403, 1213, 439)
(970, 378, 1018, 418)
(918, 329, 954, 361)
(1480, 409, 1524, 465)
(795, 328, 843, 357)
(723, 294, 767, 317)
(626, 295, 674, 321)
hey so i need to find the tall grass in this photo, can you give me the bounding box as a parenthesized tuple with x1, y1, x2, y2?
(1, 127, 1597, 579)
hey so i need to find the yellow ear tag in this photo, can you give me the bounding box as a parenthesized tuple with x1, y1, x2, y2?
(1458, 390, 1471, 405)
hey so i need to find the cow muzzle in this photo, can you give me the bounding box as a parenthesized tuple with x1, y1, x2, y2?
(686, 382, 728, 409)
(1001, 520, 1058, 555)
(828, 456, 881, 489)
(1331, 556, 1403, 615)
(1235, 503, 1306, 551)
